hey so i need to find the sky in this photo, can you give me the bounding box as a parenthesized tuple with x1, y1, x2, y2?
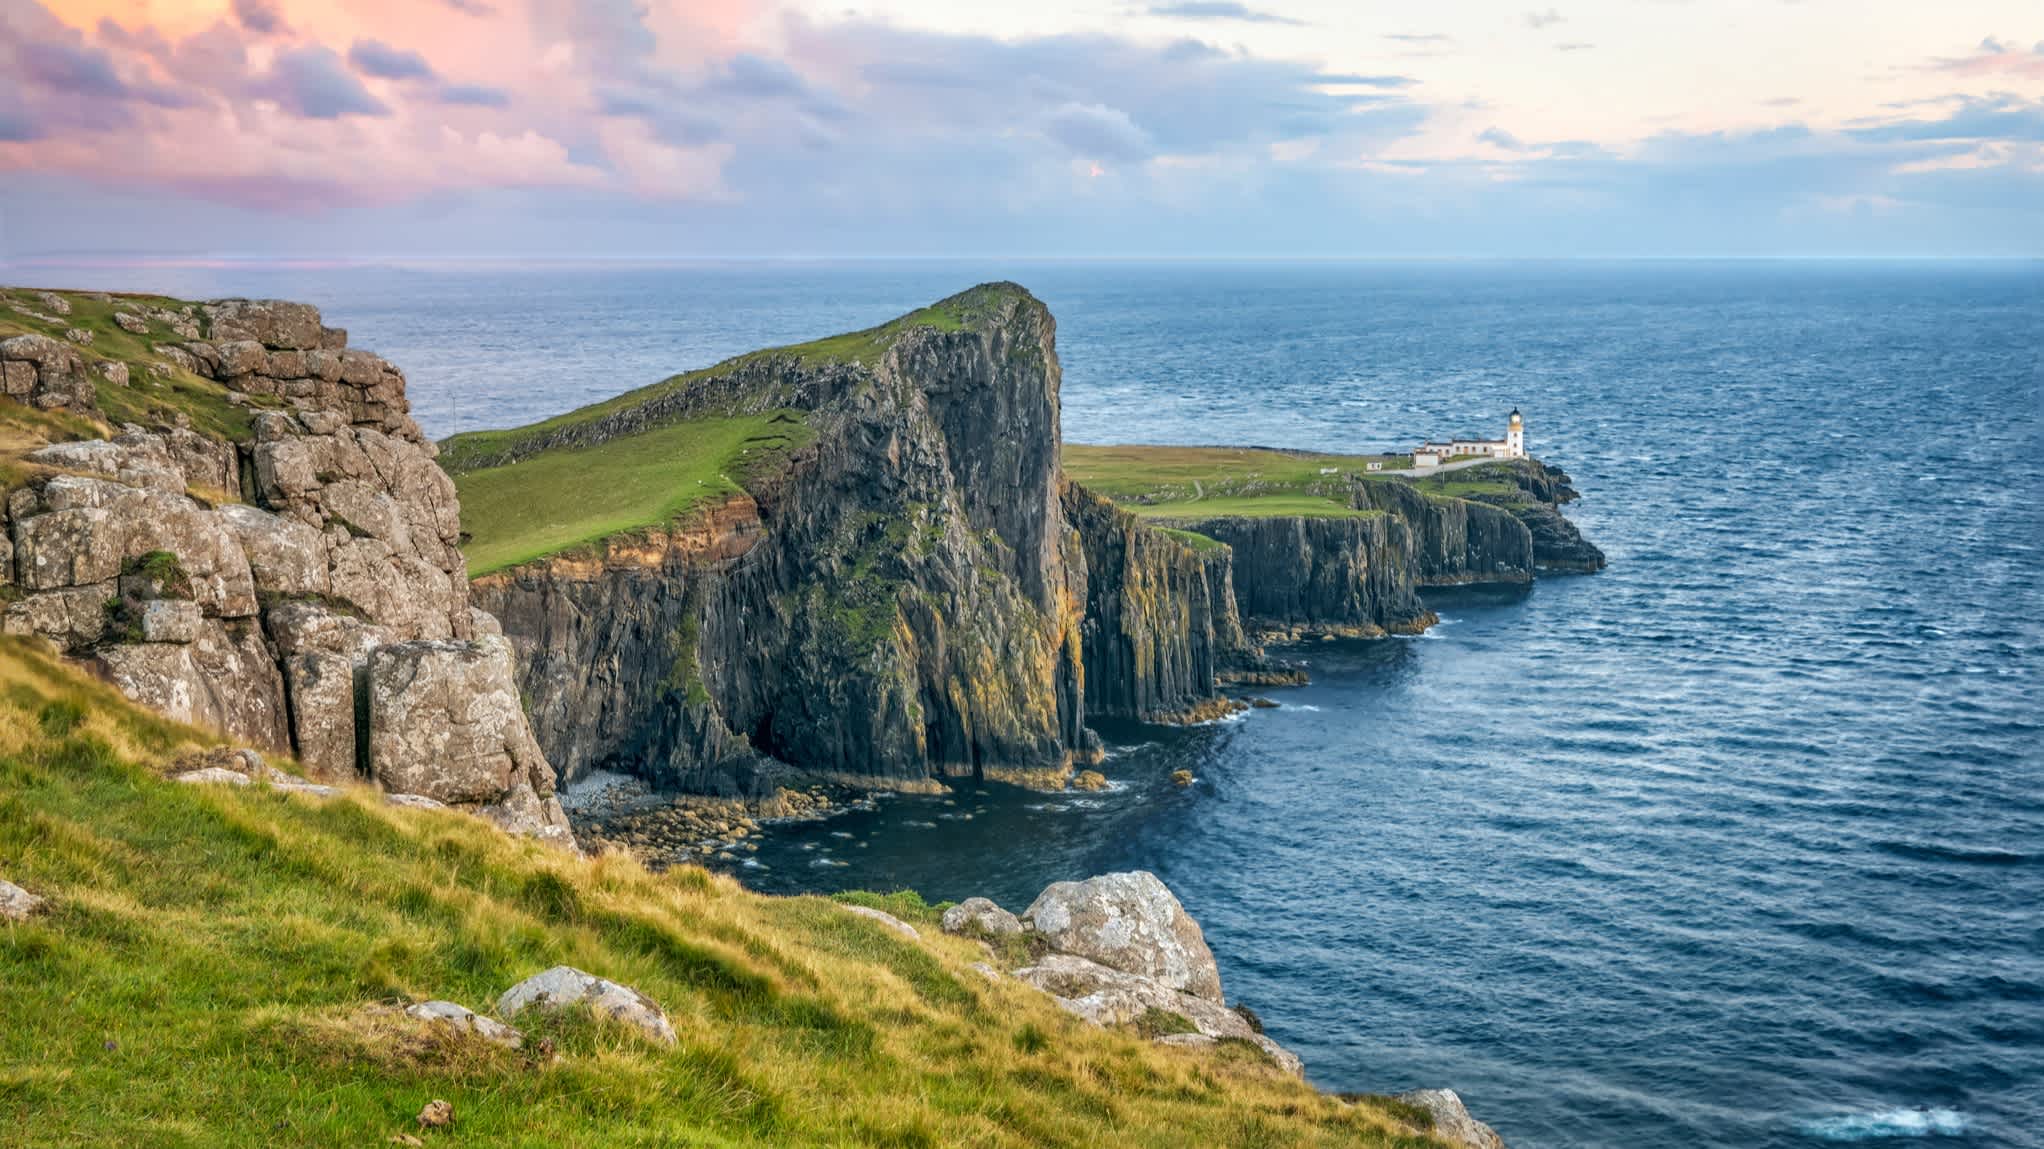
(1, 0, 2041, 260)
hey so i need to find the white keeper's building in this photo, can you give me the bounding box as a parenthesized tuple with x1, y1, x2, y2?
(1412, 408, 1525, 468)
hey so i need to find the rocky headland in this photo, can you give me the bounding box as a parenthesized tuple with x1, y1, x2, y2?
(455, 284, 1601, 806)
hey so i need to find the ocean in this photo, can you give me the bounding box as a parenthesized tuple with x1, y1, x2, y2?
(17, 260, 2043, 1148)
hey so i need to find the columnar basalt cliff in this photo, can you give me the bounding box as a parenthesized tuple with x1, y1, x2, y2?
(1061, 483, 1254, 723)
(0, 289, 570, 845)
(463, 284, 1601, 798)
(1159, 461, 1597, 639)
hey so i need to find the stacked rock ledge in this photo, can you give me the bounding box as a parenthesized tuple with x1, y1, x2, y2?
(1, 293, 572, 849)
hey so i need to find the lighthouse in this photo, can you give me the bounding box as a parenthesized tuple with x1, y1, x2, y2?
(1506, 408, 1525, 458)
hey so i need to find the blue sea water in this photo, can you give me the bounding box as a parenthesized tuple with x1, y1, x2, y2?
(18, 261, 2043, 1148)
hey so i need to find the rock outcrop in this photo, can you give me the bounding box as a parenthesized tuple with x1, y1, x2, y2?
(1394, 1089, 1509, 1149)
(1022, 871, 1223, 1002)
(1, 296, 570, 847)
(959, 870, 1302, 1077)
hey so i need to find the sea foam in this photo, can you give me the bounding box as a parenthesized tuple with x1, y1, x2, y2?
(1799, 1107, 1968, 1140)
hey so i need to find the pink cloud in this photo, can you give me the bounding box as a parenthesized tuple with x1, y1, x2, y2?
(1931, 37, 2044, 80)
(0, 0, 756, 210)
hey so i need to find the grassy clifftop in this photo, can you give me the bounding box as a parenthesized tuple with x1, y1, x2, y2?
(437, 283, 1029, 476)
(1061, 445, 1407, 521)
(0, 637, 1444, 1148)
(0, 287, 278, 443)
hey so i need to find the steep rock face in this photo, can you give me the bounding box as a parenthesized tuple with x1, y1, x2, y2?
(478, 286, 1089, 792)
(1177, 513, 1431, 637)
(477, 285, 1601, 800)
(1353, 479, 1535, 588)
(1, 297, 568, 845)
(1061, 483, 1251, 723)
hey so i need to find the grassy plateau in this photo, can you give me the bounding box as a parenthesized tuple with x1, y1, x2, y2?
(0, 637, 1445, 1148)
(1060, 445, 1408, 521)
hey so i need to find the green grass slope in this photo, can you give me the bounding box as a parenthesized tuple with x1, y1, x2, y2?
(454, 412, 810, 576)
(436, 283, 1017, 478)
(0, 638, 1445, 1149)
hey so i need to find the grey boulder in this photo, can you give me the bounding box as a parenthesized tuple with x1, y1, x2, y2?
(940, 896, 1022, 938)
(0, 879, 44, 922)
(496, 966, 675, 1045)
(366, 636, 573, 847)
(404, 1000, 524, 1049)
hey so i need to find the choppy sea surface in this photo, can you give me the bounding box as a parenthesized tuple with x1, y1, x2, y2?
(21, 261, 2043, 1148)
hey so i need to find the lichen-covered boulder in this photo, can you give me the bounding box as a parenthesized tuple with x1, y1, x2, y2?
(1022, 871, 1222, 1002)
(1391, 1090, 1508, 1149)
(496, 966, 675, 1045)
(941, 896, 1022, 938)
(366, 636, 572, 847)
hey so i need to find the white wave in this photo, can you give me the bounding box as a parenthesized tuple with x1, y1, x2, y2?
(1286, 704, 1324, 712)
(1800, 1107, 1968, 1140)
(1199, 709, 1251, 726)
(829, 831, 854, 839)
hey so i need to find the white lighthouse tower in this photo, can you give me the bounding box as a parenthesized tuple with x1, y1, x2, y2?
(1506, 408, 1525, 458)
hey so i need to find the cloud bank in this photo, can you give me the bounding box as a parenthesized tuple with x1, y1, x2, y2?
(0, 0, 2038, 257)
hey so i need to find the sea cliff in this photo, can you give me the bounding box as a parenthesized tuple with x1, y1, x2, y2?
(457, 284, 1601, 797)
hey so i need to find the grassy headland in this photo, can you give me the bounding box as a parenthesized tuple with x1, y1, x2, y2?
(439, 284, 1042, 575)
(0, 637, 1442, 1147)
